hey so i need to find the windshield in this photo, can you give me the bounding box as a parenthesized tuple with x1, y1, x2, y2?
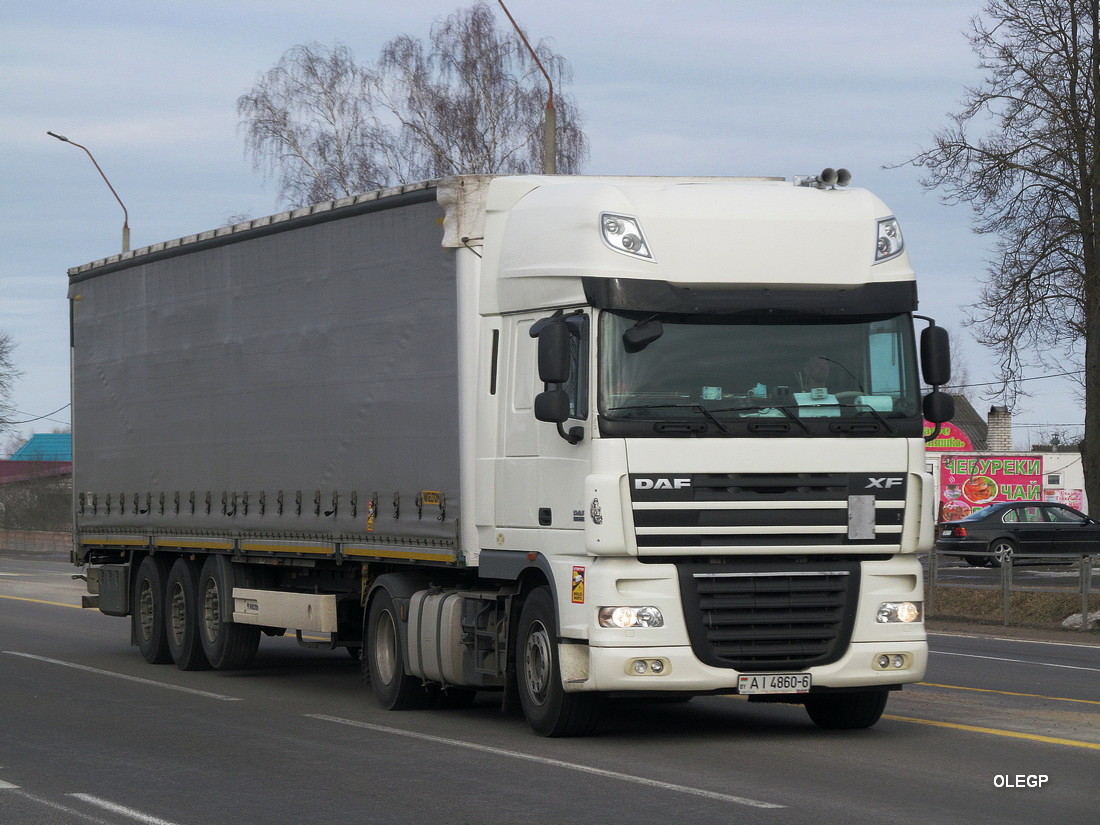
(598, 310, 922, 437)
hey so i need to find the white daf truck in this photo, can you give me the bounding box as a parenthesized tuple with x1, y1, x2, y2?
(70, 172, 953, 736)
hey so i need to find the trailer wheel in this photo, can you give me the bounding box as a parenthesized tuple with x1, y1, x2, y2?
(132, 555, 173, 664)
(198, 555, 260, 670)
(165, 558, 210, 671)
(804, 689, 889, 729)
(517, 587, 601, 737)
(365, 589, 433, 710)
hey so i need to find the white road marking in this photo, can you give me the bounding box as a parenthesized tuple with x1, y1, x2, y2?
(2, 788, 114, 824)
(70, 793, 187, 825)
(931, 649, 1100, 673)
(929, 631, 1100, 649)
(0, 780, 20, 789)
(308, 713, 785, 810)
(2, 651, 241, 701)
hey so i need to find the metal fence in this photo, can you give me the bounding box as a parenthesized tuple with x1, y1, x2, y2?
(927, 550, 1099, 631)
(0, 529, 72, 555)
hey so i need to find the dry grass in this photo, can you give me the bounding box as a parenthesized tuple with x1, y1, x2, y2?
(928, 585, 1100, 628)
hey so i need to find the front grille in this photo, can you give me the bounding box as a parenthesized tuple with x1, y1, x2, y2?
(630, 472, 905, 552)
(677, 561, 859, 671)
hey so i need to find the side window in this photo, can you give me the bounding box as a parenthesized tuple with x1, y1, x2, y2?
(1001, 509, 1018, 524)
(561, 314, 589, 419)
(1021, 507, 1043, 523)
(1044, 506, 1082, 524)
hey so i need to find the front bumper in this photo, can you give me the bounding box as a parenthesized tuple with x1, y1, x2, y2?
(562, 639, 927, 693)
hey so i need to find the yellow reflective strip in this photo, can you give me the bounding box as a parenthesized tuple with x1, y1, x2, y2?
(343, 547, 455, 563)
(153, 539, 233, 551)
(240, 543, 333, 555)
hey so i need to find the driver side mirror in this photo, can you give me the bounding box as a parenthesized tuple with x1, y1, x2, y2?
(536, 320, 571, 384)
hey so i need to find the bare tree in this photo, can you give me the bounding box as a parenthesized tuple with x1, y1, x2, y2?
(237, 43, 388, 206)
(904, 0, 1100, 508)
(0, 332, 20, 436)
(238, 2, 587, 207)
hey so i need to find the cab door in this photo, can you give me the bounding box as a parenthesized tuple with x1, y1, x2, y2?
(495, 312, 591, 551)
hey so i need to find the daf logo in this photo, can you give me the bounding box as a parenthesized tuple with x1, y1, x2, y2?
(865, 477, 904, 489)
(634, 477, 692, 490)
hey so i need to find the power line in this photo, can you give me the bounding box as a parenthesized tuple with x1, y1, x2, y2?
(5, 403, 72, 425)
(944, 369, 1083, 390)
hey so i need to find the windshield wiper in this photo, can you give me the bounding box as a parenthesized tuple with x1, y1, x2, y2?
(607, 403, 730, 434)
(709, 404, 810, 433)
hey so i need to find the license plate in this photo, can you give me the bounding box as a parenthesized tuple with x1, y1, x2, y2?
(738, 673, 812, 694)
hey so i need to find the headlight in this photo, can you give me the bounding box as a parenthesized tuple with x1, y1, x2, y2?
(598, 605, 665, 628)
(874, 217, 904, 262)
(600, 212, 654, 260)
(877, 601, 922, 623)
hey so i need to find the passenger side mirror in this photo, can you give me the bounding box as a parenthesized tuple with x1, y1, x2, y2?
(920, 325, 951, 387)
(923, 390, 954, 425)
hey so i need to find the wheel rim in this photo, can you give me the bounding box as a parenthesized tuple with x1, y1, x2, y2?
(137, 579, 155, 642)
(993, 542, 1014, 563)
(201, 579, 221, 644)
(373, 609, 399, 685)
(523, 620, 552, 706)
(168, 583, 187, 646)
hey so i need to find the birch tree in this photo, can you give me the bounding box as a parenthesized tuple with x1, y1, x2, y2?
(238, 2, 587, 207)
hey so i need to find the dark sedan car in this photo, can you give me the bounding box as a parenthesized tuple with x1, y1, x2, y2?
(935, 501, 1100, 567)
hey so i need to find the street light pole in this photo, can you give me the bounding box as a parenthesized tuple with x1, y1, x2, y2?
(496, 1, 556, 174)
(47, 131, 130, 253)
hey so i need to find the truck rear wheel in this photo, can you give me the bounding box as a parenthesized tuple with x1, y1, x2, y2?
(517, 587, 601, 737)
(198, 555, 260, 670)
(165, 558, 210, 671)
(132, 555, 173, 664)
(365, 589, 433, 710)
(804, 689, 888, 729)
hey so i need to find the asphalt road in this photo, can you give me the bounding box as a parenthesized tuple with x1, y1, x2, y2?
(2, 554, 1096, 825)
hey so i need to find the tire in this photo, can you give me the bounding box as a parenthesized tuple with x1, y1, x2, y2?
(963, 555, 989, 568)
(805, 689, 889, 730)
(165, 558, 210, 671)
(988, 538, 1017, 568)
(132, 555, 173, 664)
(365, 589, 433, 710)
(198, 555, 260, 670)
(516, 587, 601, 737)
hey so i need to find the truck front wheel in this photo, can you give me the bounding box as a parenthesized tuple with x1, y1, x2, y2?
(804, 688, 889, 729)
(165, 558, 210, 671)
(517, 587, 601, 737)
(365, 589, 433, 710)
(133, 555, 173, 664)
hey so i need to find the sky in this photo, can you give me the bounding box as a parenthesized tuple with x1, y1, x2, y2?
(1, 0, 1086, 451)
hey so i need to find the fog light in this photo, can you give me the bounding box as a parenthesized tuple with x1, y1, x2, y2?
(625, 657, 672, 676)
(872, 652, 912, 671)
(877, 601, 922, 623)
(599, 605, 665, 628)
